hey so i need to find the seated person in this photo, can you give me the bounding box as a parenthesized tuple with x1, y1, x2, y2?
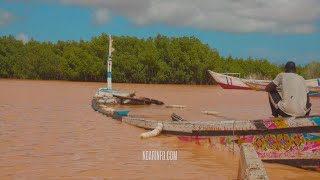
(265, 61, 311, 117)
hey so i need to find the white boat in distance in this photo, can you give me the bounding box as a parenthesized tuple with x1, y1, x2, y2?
(208, 70, 320, 90)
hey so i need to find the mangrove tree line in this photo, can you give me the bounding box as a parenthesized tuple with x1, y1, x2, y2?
(0, 34, 319, 84)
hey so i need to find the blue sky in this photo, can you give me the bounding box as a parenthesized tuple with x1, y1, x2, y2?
(0, 0, 319, 65)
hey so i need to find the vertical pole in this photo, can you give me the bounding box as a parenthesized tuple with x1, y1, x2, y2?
(107, 35, 112, 89)
(232, 120, 235, 155)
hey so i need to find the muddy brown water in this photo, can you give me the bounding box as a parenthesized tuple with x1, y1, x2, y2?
(0, 79, 319, 179)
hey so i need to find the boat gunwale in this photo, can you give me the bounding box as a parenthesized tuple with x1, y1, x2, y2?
(122, 115, 320, 136)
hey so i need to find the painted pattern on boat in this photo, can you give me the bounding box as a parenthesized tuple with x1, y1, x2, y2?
(178, 117, 320, 160)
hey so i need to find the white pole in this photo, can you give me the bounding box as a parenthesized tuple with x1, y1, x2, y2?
(107, 35, 112, 89)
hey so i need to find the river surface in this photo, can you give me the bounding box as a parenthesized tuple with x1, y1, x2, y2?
(0, 79, 319, 179)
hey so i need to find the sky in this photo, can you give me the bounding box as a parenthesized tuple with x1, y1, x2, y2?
(0, 0, 319, 65)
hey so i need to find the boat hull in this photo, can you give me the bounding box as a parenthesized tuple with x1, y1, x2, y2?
(217, 82, 252, 90)
(122, 115, 320, 170)
(178, 132, 320, 160)
(208, 70, 320, 92)
(178, 133, 320, 171)
(92, 96, 320, 170)
(309, 87, 320, 97)
(96, 88, 135, 97)
(208, 70, 251, 90)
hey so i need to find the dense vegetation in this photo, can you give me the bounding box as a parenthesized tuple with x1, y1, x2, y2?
(0, 34, 319, 84)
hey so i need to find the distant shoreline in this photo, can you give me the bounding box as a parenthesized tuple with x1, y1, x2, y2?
(1, 34, 319, 84)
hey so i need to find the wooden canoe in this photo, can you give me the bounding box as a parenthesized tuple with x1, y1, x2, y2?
(92, 97, 320, 170)
(121, 115, 320, 170)
(208, 70, 320, 91)
(309, 87, 320, 97)
(243, 80, 320, 97)
(113, 95, 164, 105)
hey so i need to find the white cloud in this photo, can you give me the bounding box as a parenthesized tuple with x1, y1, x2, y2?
(16, 33, 30, 44)
(13, 0, 320, 34)
(92, 9, 111, 25)
(0, 10, 14, 27)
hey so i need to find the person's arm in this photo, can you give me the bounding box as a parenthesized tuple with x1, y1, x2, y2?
(305, 81, 311, 110)
(307, 93, 311, 107)
(265, 73, 282, 92)
(305, 93, 312, 116)
(265, 82, 277, 92)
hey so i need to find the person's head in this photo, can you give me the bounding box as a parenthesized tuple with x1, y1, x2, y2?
(285, 61, 296, 73)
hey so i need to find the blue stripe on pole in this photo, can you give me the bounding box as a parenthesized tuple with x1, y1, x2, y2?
(318, 79, 320, 86)
(107, 72, 112, 78)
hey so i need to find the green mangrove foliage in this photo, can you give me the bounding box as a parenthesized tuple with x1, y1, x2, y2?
(0, 34, 318, 84)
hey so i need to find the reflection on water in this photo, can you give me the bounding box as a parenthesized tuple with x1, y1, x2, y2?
(0, 79, 319, 179)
